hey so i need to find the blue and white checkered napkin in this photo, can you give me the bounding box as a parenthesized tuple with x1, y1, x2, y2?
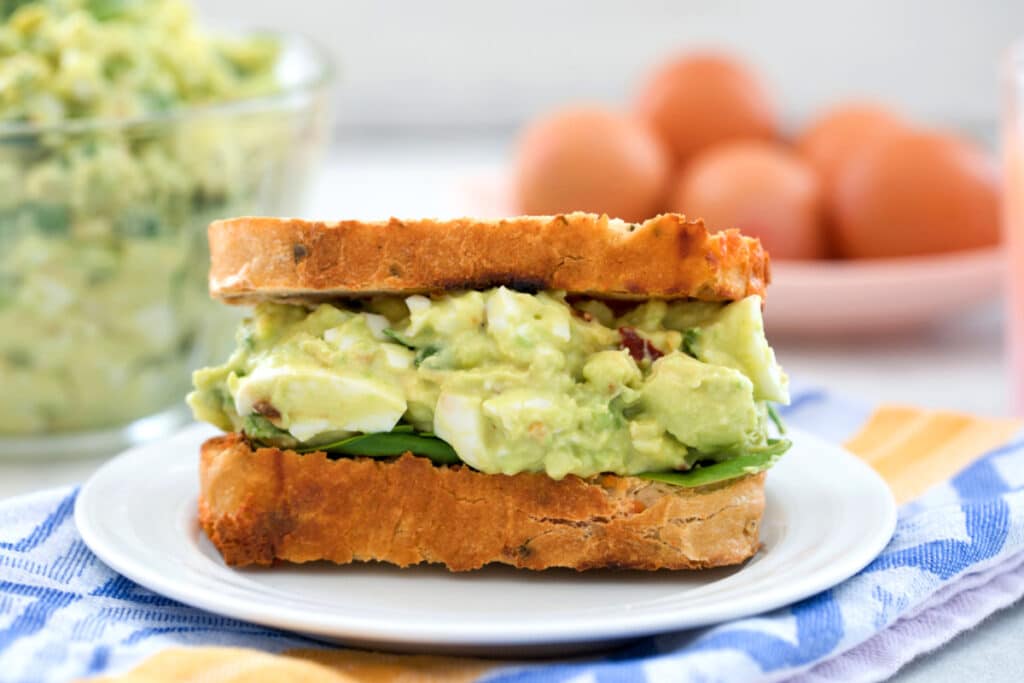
(3, 390, 1024, 683)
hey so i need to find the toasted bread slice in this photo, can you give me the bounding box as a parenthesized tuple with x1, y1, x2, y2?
(199, 434, 765, 571)
(208, 213, 769, 304)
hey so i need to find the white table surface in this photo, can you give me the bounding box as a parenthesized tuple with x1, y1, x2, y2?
(0, 134, 1019, 680)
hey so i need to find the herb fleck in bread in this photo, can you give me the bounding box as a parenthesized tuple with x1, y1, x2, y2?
(208, 212, 769, 304)
(199, 434, 766, 571)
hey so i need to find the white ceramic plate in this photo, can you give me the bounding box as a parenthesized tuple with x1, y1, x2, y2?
(76, 424, 896, 655)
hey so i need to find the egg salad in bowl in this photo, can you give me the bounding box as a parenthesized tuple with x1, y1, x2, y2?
(0, 0, 332, 456)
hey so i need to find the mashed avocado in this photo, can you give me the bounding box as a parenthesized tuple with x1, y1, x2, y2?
(0, 1, 292, 435)
(189, 289, 790, 480)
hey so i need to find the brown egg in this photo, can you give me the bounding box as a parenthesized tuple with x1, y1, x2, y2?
(797, 102, 907, 186)
(511, 106, 671, 222)
(634, 53, 778, 166)
(668, 141, 825, 260)
(832, 129, 1000, 258)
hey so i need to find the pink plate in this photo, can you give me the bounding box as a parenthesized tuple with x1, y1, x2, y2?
(456, 173, 1004, 336)
(767, 249, 1003, 335)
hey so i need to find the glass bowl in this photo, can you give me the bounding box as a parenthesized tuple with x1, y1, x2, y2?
(0, 33, 333, 459)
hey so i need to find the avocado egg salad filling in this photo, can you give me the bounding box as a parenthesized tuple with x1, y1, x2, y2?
(188, 287, 791, 486)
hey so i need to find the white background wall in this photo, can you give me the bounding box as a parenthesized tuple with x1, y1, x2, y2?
(198, 0, 1024, 134)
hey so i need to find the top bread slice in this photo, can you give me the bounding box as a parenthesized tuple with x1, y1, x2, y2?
(208, 212, 769, 304)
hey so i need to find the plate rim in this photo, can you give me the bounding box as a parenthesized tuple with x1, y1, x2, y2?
(771, 246, 1003, 274)
(75, 424, 897, 647)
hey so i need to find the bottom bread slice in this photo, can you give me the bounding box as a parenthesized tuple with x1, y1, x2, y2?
(199, 433, 766, 571)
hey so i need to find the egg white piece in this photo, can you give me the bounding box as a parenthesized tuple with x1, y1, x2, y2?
(433, 392, 490, 470)
(233, 365, 406, 440)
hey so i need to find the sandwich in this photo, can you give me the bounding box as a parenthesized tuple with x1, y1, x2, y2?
(187, 212, 790, 571)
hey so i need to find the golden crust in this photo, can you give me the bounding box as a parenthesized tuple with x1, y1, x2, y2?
(207, 213, 770, 304)
(198, 434, 766, 572)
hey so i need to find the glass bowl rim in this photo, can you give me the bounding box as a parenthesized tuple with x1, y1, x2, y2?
(0, 30, 334, 138)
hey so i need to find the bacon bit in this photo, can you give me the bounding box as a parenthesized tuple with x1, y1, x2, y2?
(618, 326, 664, 363)
(252, 400, 281, 420)
(572, 308, 594, 322)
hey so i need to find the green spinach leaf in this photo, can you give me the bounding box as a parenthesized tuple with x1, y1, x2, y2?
(382, 328, 415, 349)
(639, 438, 790, 488)
(766, 403, 787, 434)
(243, 414, 292, 442)
(299, 430, 461, 465)
(414, 344, 440, 366)
(681, 327, 701, 358)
